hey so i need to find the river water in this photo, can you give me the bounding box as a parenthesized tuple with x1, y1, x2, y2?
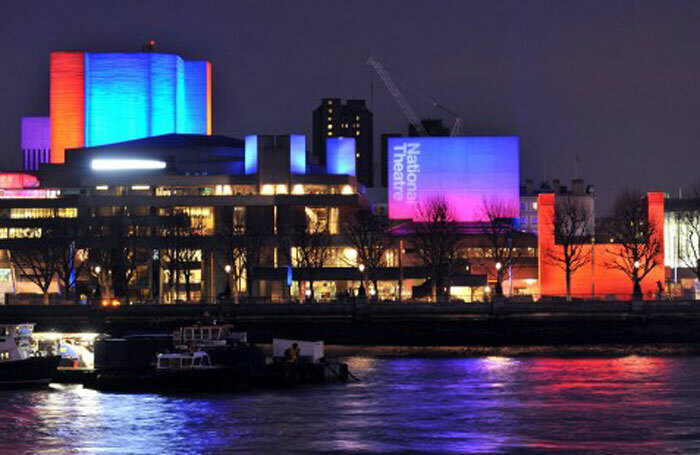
(2, 356, 700, 454)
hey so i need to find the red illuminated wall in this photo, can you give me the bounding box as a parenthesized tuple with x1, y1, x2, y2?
(206, 61, 212, 135)
(50, 52, 85, 164)
(538, 192, 665, 299)
(0, 173, 39, 189)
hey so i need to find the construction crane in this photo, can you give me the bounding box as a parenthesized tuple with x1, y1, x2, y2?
(367, 56, 428, 136)
(367, 56, 463, 136)
(434, 102, 463, 136)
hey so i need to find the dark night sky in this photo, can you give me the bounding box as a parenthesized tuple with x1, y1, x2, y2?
(2, 0, 699, 211)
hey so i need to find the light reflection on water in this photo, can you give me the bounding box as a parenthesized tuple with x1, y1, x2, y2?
(2, 356, 700, 453)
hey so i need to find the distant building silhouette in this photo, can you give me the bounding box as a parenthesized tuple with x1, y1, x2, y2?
(380, 133, 401, 188)
(408, 118, 450, 137)
(312, 98, 374, 187)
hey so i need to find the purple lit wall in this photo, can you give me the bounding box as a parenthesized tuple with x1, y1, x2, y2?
(21, 117, 51, 171)
(388, 137, 520, 221)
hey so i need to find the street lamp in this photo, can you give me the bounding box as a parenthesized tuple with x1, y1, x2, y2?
(223, 264, 232, 299)
(494, 262, 503, 297)
(94, 265, 101, 275)
(633, 260, 642, 300)
(358, 264, 366, 300)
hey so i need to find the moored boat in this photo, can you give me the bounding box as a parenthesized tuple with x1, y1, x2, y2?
(0, 324, 61, 388)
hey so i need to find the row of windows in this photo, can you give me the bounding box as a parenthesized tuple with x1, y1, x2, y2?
(2, 208, 77, 219)
(0, 228, 41, 239)
(520, 201, 538, 211)
(95, 185, 353, 197)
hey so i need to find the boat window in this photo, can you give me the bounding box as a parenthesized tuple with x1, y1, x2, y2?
(193, 357, 201, 366)
(202, 356, 210, 366)
(159, 358, 169, 368)
(212, 328, 220, 339)
(193, 330, 201, 340)
(182, 358, 193, 367)
(185, 329, 193, 341)
(203, 329, 210, 339)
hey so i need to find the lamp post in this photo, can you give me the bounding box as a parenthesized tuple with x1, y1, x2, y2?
(92, 265, 102, 305)
(224, 263, 233, 297)
(495, 262, 503, 297)
(633, 260, 642, 300)
(358, 264, 366, 300)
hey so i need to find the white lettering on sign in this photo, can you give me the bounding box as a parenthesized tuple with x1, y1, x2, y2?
(392, 142, 420, 204)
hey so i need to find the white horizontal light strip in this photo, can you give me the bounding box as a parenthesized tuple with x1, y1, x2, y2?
(91, 159, 166, 171)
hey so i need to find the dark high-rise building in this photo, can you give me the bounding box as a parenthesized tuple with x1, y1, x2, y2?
(380, 133, 402, 188)
(312, 98, 374, 187)
(408, 118, 450, 137)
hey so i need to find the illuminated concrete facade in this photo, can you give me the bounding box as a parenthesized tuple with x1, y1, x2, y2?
(538, 192, 665, 299)
(50, 51, 212, 163)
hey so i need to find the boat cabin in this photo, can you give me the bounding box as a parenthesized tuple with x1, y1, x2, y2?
(156, 351, 212, 370)
(0, 324, 35, 362)
(173, 325, 246, 350)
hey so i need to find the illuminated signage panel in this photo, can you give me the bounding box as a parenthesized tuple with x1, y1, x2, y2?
(388, 137, 519, 221)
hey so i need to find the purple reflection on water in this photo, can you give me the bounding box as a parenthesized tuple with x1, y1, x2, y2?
(1, 356, 699, 453)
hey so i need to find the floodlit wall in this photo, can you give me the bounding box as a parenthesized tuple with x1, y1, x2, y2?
(538, 192, 665, 299)
(50, 52, 85, 164)
(326, 137, 356, 177)
(387, 137, 520, 221)
(49, 52, 212, 163)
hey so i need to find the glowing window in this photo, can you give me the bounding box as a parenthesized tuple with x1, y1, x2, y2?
(292, 184, 304, 195)
(261, 184, 274, 195)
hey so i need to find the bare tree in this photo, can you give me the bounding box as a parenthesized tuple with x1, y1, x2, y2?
(342, 209, 391, 296)
(604, 189, 662, 299)
(215, 211, 266, 303)
(480, 199, 522, 297)
(676, 184, 700, 279)
(159, 213, 203, 302)
(545, 196, 593, 301)
(411, 197, 459, 302)
(54, 215, 92, 302)
(215, 210, 245, 304)
(285, 219, 332, 302)
(89, 210, 150, 301)
(8, 232, 60, 305)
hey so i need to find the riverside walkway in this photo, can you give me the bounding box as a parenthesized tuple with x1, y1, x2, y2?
(1, 300, 700, 345)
